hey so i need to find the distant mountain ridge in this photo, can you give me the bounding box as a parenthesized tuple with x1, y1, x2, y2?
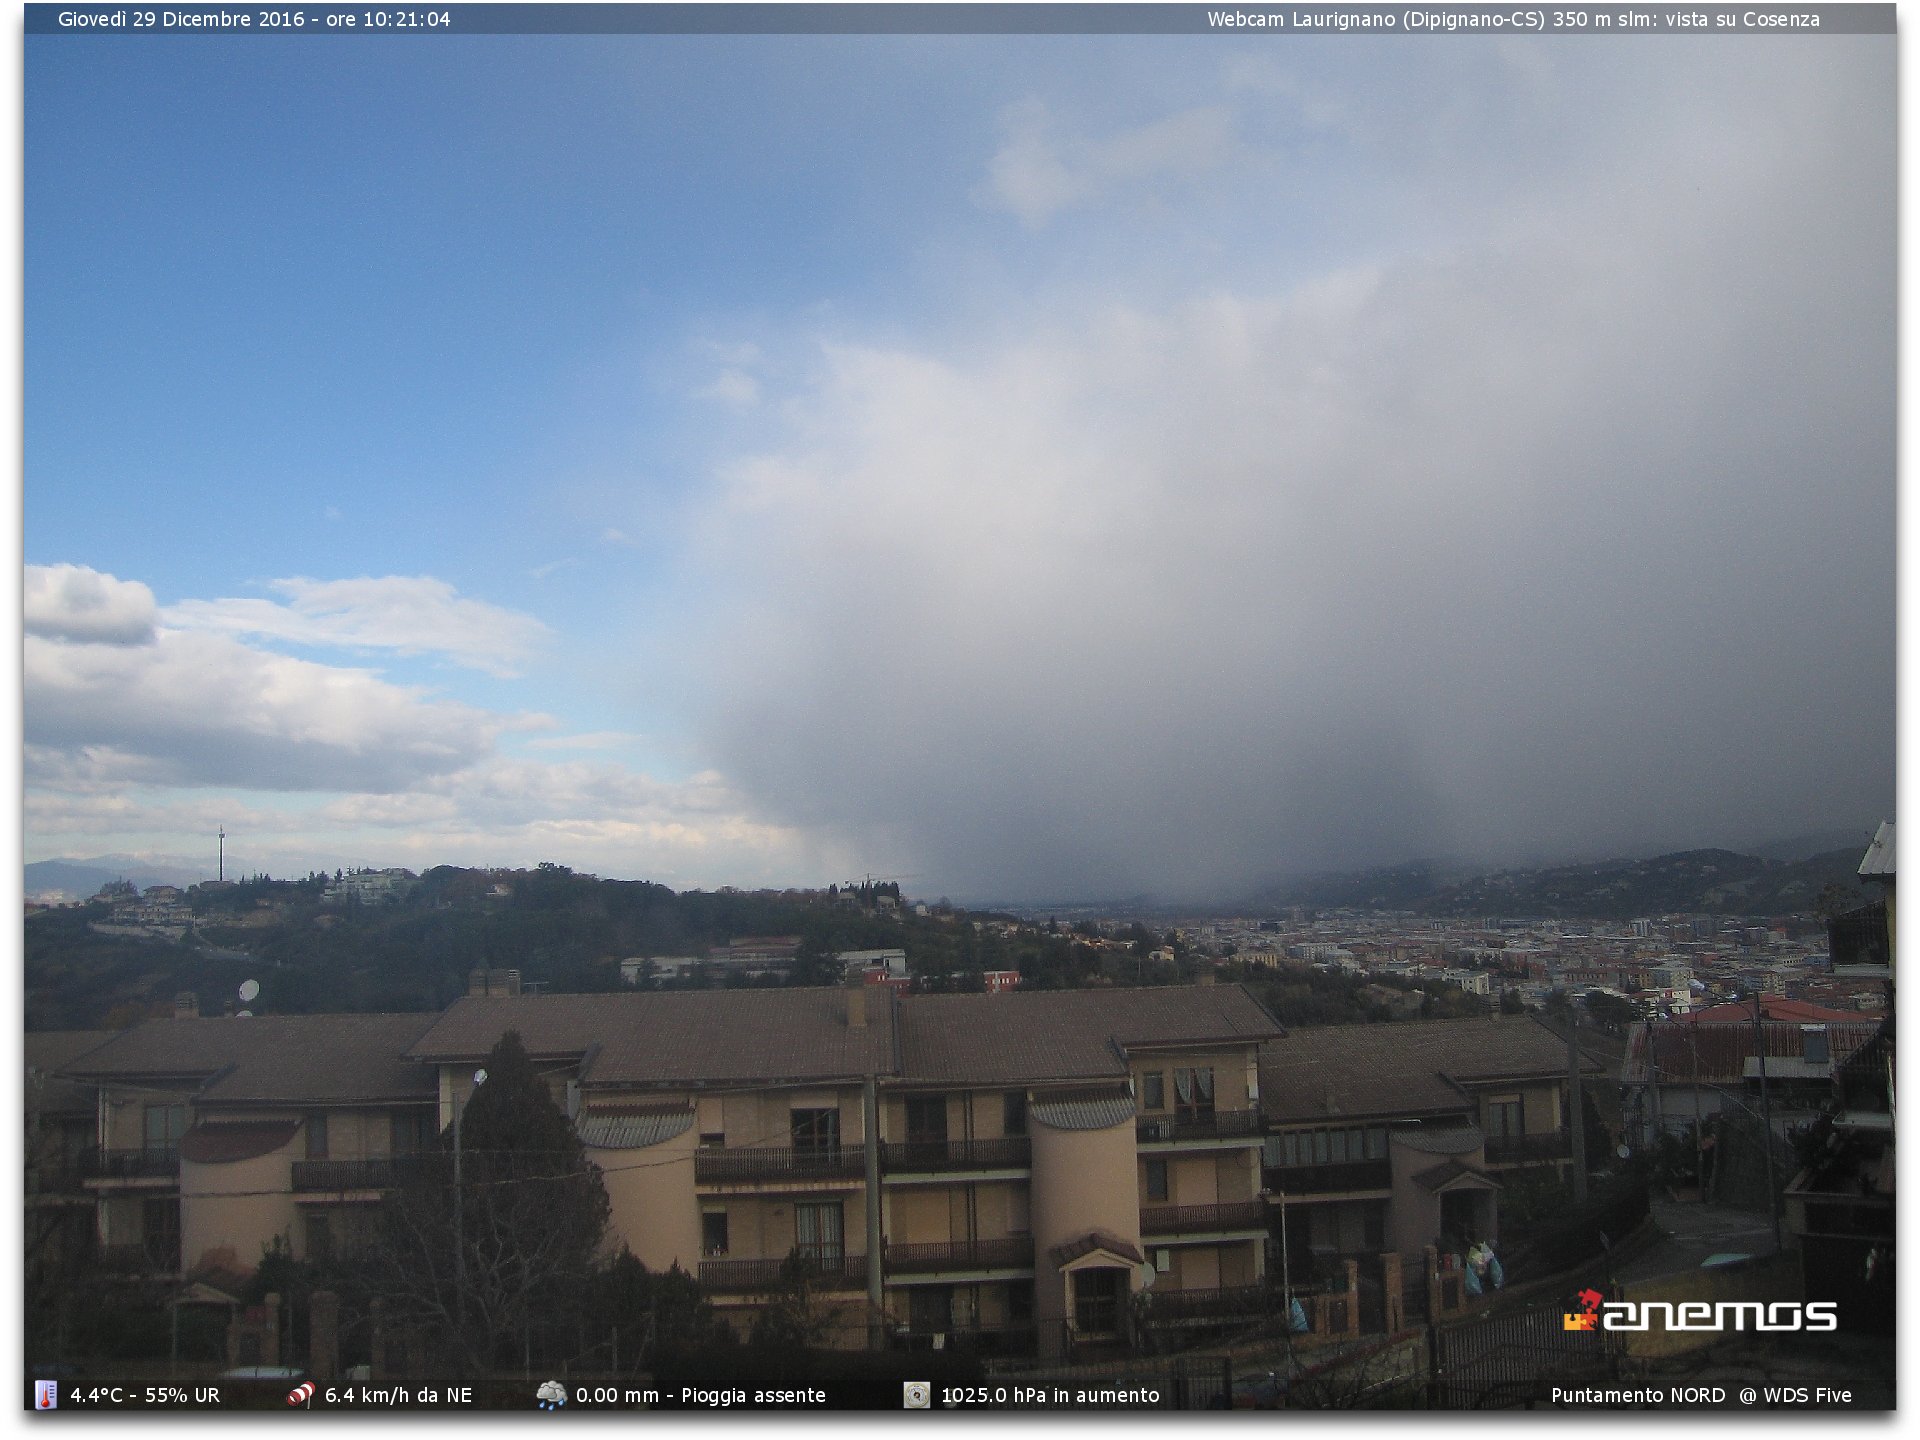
(25, 856, 213, 902)
(1244, 845, 1875, 920)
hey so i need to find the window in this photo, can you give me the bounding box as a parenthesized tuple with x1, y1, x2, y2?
(307, 1212, 333, 1266)
(1174, 1067, 1215, 1121)
(1329, 1129, 1349, 1164)
(143, 1104, 185, 1153)
(1153, 1247, 1172, 1274)
(906, 1094, 948, 1143)
(1365, 1128, 1388, 1160)
(1141, 1071, 1165, 1111)
(1483, 1098, 1523, 1141)
(1144, 1158, 1169, 1202)
(391, 1110, 435, 1154)
(702, 1210, 729, 1257)
(1803, 1027, 1830, 1064)
(306, 1115, 329, 1160)
(794, 1201, 844, 1266)
(1003, 1091, 1027, 1137)
(791, 1107, 840, 1159)
(1312, 1131, 1331, 1165)
(699, 1131, 725, 1149)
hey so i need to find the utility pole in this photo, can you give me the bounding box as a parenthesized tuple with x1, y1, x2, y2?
(863, 1072, 883, 1351)
(1568, 1003, 1588, 1204)
(1751, 993, 1781, 1252)
(454, 1067, 486, 1364)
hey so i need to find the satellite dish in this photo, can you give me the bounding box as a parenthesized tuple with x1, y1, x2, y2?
(474, 1068, 489, 1086)
(235, 1010, 254, 1019)
(238, 979, 260, 1003)
(1135, 1261, 1157, 1289)
(1616, 1144, 1631, 1160)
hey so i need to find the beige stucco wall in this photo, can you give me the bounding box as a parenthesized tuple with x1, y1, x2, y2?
(181, 1142, 299, 1274)
(100, 1085, 196, 1150)
(1030, 1113, 1140, 1328)
(1130, 1047, 1257, 1115)
(598, 1127, 700, 1272)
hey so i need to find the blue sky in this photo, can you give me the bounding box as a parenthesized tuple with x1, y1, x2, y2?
(23, 21, 1896, 901)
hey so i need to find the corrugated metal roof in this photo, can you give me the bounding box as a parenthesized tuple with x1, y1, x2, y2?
(1029, 1091, 1136, 1132)
(576, 1108, 693, 1151)
(1859, 821, 1895, 878)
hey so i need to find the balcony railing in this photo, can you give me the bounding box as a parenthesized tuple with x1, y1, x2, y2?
(80, 1147, 180, 1181)
(292, 1157, 439, 1191)
(884, 1237, 1034, 1273)
(1484, 1130, 1572, 1166)
(1135, 1109, 1263, 1144)
(1263, 1158, 1392, 1195)
(1139, 1200, 1270, 1237)
(694, 1144, 865, 1185)
(881, 1137, 1033, 1173)
(698, 1253, 868, 1293)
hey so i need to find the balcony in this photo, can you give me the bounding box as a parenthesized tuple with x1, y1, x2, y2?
(1263, 1158, 1392, 1195)
(1139, 1201, 1270, 1237)
(80, 1148, 180, 1183)
(698, 1253, 868, 1294)
(292, 1157, 437, 1192)
(881, 1136, 1032, 1174)
(884, 1237, 1034, 1274)
(1484, 1129, 1572, 1166)
(1135, 1109, 1263, 1146)
(694, 1144, 865, 1186)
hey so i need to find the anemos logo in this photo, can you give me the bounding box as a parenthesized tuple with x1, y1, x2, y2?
(1562, 1288, 1604, 1331)
(1564, 1289, 1838, 1334)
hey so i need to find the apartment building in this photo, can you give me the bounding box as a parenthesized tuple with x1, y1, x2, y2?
(34, 985, 1613, 1360)
(52, 1013, 439, 1281)
(400, 982, 1282, 1359)
(1256, 1016, 1598, 1276)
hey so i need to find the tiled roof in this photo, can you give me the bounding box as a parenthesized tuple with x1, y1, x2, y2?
(64, 1014, 439, 1105)
(1050, 1231, 1146, 1268)
(577, 1107, 694, 1150)
(898, 985, 1283, 1086)
(1411, 1158, 1499, 1193)
(1259, 1016, 1596, 1124)
(1029, 1091, 1136, 1132)
(407, 989, 898, 1087)
(26, 1030, 118, 1114)
(1621, 1020, 1880, 1086)
(1683, 998, 1862, 1025)
(180, 1121, 299, 1164)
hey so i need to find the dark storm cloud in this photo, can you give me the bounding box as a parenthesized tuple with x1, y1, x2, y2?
(664, 40, 1894, 902)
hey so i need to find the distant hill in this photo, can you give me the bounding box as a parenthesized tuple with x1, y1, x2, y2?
(1244, 845, 1875, 921)
(25, 856, 211, 903)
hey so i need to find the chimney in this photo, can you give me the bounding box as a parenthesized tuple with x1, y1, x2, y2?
(174, 992, 199, 1020)
(845, 980, 867, 1029)
(467, 968, 488, 998)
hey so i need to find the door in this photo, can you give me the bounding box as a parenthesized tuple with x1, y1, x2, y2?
(795, 1200, 845, 1269)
